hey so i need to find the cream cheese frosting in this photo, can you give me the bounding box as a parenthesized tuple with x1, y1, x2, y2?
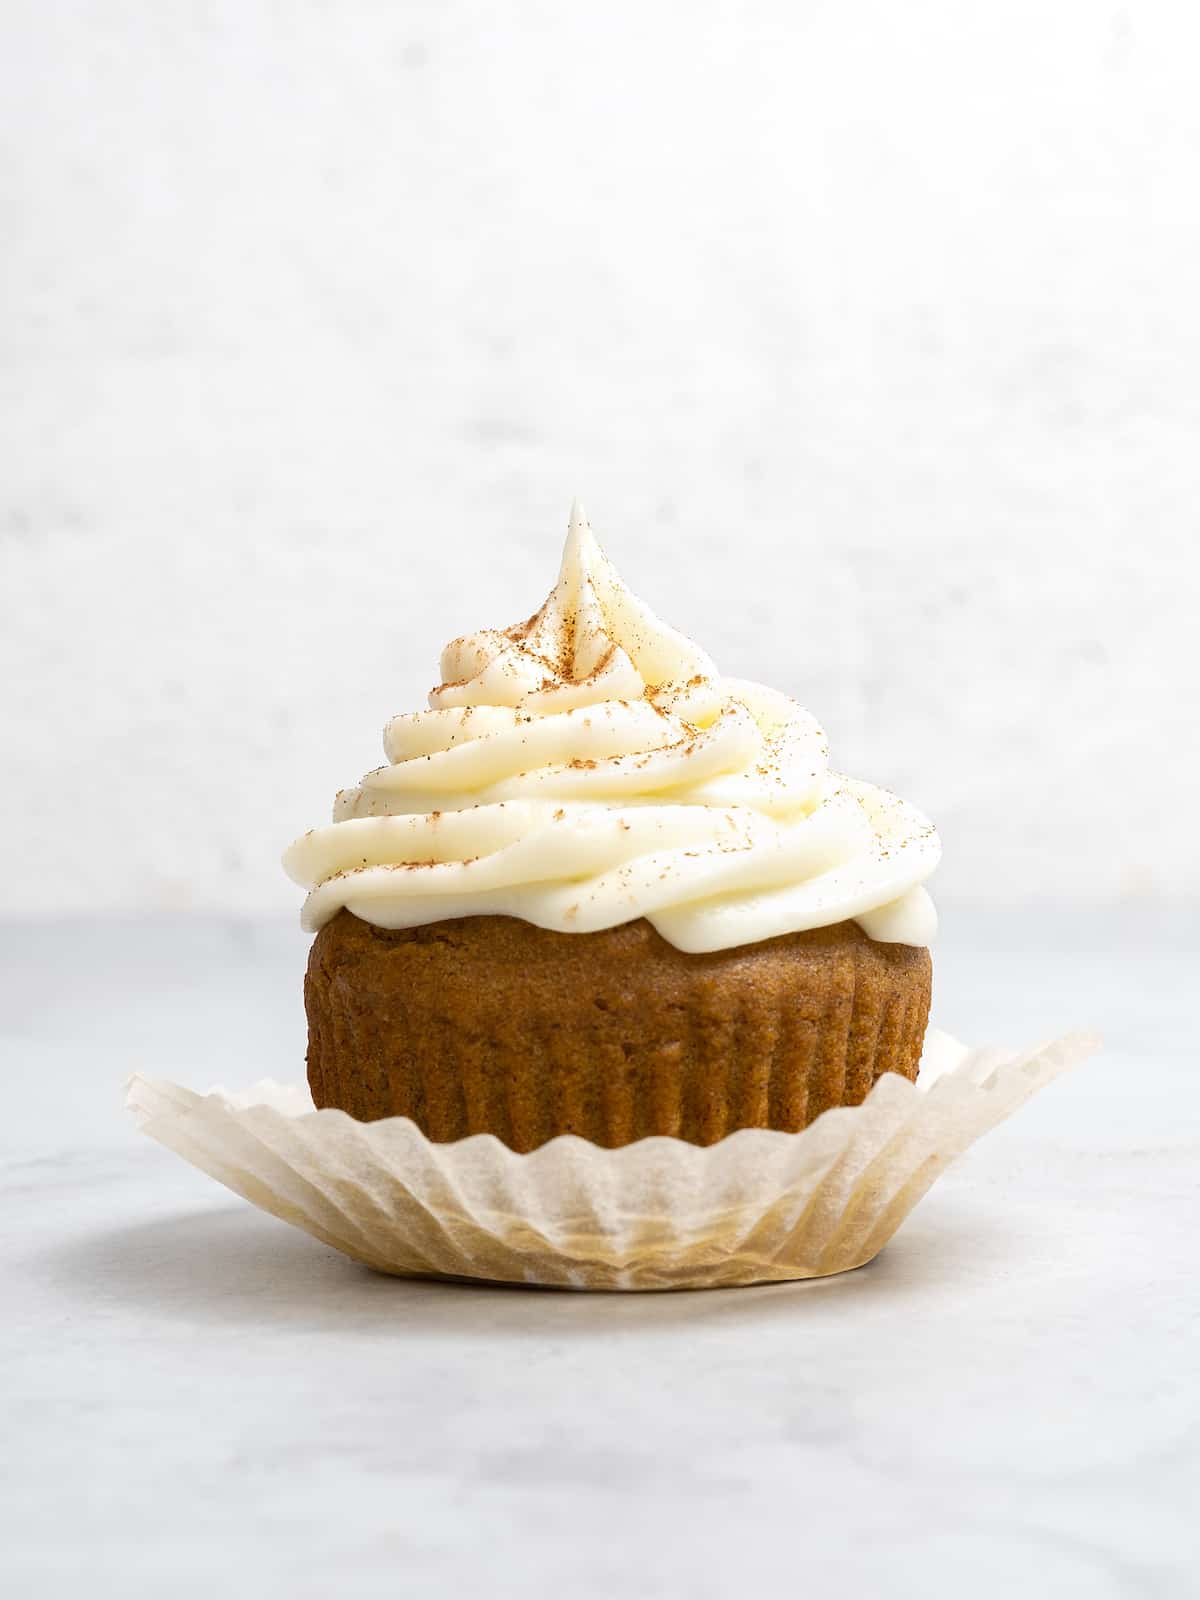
(284, 504, 940, 951)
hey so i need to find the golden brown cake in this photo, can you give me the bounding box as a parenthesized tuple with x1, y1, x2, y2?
(306, 910, 931, 1151)
(285, 503, 941, 1150)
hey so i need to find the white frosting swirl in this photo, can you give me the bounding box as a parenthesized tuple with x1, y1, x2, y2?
(284, 504, 940, 950)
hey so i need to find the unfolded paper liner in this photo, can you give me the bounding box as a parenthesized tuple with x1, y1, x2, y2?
(125, 1029, 1097, 1292)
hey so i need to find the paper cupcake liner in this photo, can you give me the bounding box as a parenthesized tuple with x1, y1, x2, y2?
(125, 1029, 1097, 1291)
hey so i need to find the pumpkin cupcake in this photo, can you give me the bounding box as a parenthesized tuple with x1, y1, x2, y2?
(285, 504, 939, 1151)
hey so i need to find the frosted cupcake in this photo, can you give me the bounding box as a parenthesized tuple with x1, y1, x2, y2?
(284, 505, 940, 1151)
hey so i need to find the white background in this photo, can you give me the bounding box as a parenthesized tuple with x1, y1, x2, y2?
(3, 0, 1197, 917)
(5, 14, 1199, 1594)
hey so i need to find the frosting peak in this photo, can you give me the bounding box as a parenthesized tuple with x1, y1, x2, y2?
(285, 506, 940, 951)
(432, 502, 719, 718)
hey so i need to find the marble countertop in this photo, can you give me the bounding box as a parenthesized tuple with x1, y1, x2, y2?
(4, 910, 1197, 1598)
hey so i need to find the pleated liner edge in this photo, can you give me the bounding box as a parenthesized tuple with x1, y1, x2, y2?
(125, 1031, 1098, 1291)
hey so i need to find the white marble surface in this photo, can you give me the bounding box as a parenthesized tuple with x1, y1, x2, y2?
(3, 910, 1197, 1598)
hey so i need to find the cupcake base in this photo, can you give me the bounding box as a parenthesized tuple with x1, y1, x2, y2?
(305, 912, 932, 1152)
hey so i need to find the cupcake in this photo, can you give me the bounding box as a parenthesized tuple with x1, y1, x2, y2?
(284, 504, 940, 1152)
